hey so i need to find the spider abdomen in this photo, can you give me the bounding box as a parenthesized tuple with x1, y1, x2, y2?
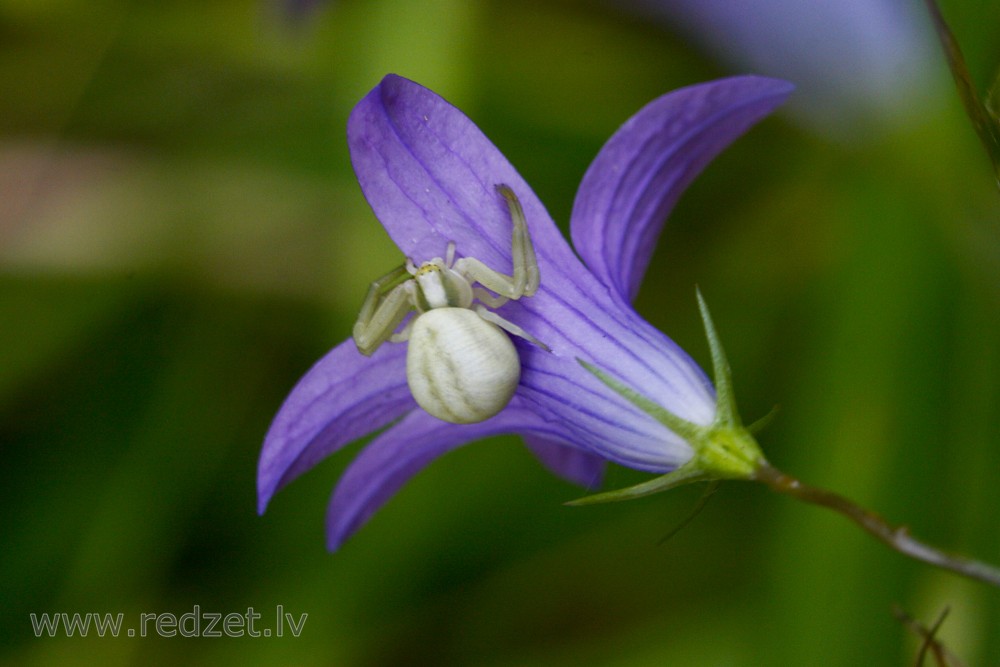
(406, 308, 520, 424)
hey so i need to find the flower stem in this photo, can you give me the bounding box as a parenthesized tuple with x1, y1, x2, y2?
(923, 0, 1000, 186)
(753, 462, 1000, 589)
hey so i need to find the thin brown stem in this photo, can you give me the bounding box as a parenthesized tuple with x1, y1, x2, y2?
(753, 462, 1000, 589)
(923, 0, 1000, 184)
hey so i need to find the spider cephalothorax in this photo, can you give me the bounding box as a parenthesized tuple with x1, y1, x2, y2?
(352, 184, 546, 424)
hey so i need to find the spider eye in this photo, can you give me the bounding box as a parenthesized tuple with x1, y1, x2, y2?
(415, 263, 440, 276)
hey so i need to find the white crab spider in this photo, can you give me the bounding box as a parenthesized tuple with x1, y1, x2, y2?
(353, 184, 547, 424)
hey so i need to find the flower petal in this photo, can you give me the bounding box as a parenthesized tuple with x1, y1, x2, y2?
(347, 74, 579, 284)
(570, 76, 793, 302)
(523, 435, 606, 489)
(326, 400, 568, 550)
(258, 337, 413, 513)
(515, 341, 698, 471)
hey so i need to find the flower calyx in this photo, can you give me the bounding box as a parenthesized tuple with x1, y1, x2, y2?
(571, 289, 768, 505)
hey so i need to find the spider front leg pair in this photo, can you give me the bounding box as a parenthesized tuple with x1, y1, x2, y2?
(351, 184, 547, 424)
(453, 184, 540, 308)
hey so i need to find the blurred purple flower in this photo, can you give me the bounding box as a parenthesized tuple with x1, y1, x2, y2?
(623, 0, 939, 135)
(258, 74, 792, 550)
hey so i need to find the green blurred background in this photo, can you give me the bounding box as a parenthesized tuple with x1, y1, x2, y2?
(3, 0, 1000, 664)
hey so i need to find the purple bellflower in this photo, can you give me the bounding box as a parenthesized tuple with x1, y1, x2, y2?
(622, 0, 937, 136)
(258, 74, 792, 550)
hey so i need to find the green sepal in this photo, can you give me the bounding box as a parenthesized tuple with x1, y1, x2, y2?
(696, 287, 739, 427)
(747, 405, 780, 435)
(571, 290, 767, 505)
(565, 459, 711, 505)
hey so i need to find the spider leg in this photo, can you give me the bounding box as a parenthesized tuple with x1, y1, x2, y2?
(472, 286, 509, 309)
(452, 185, 540, 301)
(353, 269, 418, 356)
(389, 312, 417, 343)
(498, 184, 539, 296)
(453, 255, 516, 298)
(475, 305, 549, 351)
